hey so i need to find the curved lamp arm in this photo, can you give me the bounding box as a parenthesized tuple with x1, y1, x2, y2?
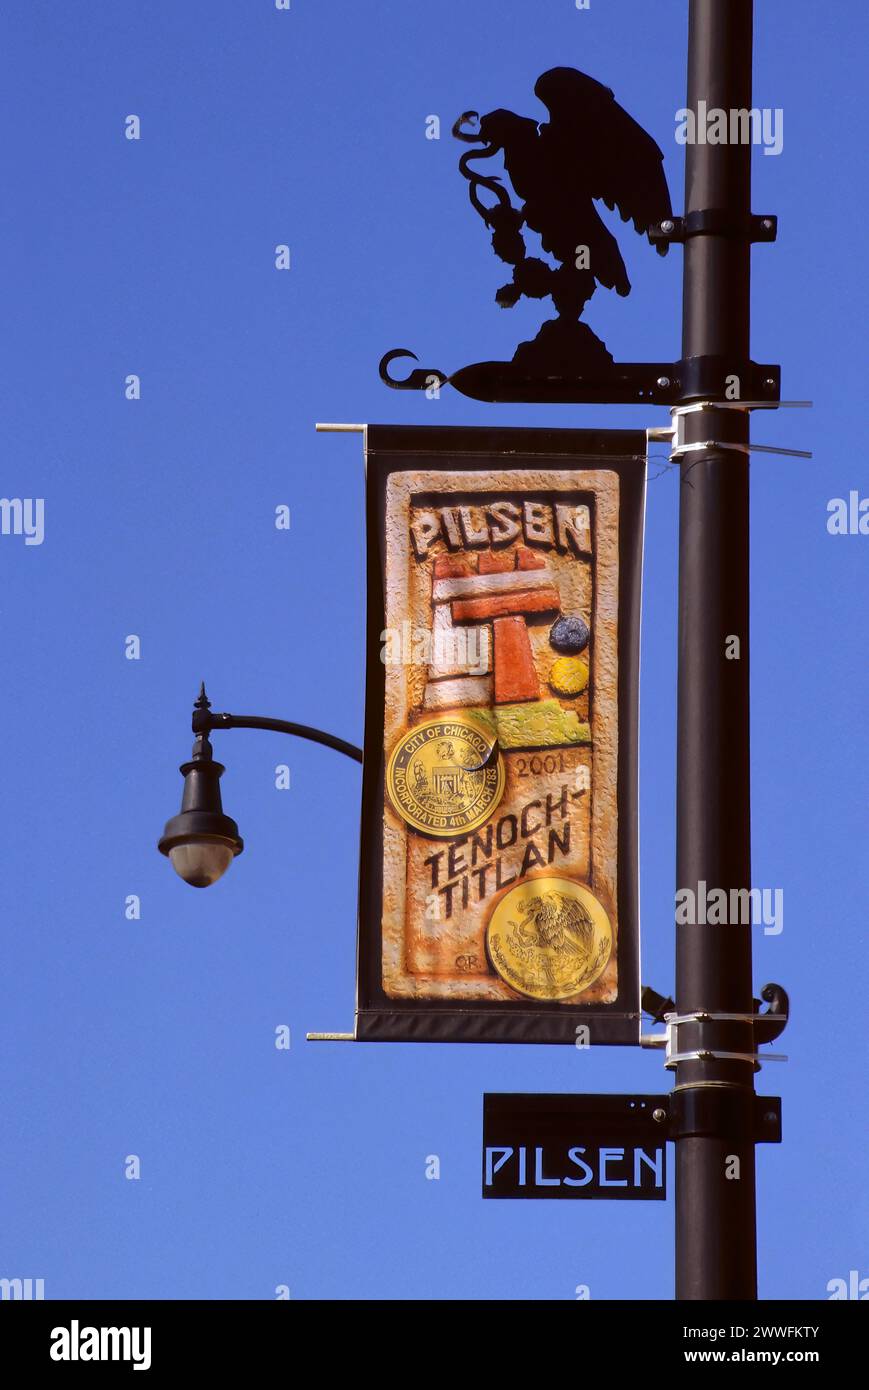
(191, 685, 363, 764)
(159, 685, 362, 888)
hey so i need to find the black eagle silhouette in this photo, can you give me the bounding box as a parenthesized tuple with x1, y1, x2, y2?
(453, 67, 672, 371)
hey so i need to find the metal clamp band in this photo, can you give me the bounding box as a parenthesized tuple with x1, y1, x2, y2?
(671, 399, 812, 417)
(669, 399, 813, 461)
(672, 439, 812, 460)
(666, 1048, 787, 1069)
(671, 439, 752, 458)
(650, 212, 778, 246)
(666, 1010, 779, 1026)
(640, 1010, 789, 1068)
(667, 1089, 783, 1144)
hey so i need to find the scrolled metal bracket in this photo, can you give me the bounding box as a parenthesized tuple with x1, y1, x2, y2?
(753, 982, 790, 1045)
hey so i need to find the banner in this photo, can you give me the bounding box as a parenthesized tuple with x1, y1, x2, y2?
(357, 426, 645, 1044)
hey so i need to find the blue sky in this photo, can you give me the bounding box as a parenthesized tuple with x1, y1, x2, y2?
(1, 0, 865, 1300)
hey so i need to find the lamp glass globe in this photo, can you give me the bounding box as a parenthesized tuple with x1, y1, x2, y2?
(168, 839, 234, 888)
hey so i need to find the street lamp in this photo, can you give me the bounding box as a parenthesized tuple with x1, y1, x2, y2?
(157, 724, 243, 887)
(158, 684, 362, 887)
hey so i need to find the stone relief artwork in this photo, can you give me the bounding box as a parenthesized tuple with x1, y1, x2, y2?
(381, 467, 623, 1009)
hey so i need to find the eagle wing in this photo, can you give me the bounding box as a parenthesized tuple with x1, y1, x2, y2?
(535, 67, 672, 253)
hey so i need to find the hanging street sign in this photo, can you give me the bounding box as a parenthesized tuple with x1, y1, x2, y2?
(355, 424, 645, 1045)
(483, 1093, 669, 1200)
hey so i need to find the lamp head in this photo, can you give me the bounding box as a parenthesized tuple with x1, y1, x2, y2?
(158, 701, 243, 887)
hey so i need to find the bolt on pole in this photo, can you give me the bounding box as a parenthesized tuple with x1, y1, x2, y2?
(675, 0, 758, 1299)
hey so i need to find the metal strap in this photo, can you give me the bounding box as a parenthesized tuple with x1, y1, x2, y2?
(641, 1014, 789, 1068)
(671, 439, 812, 460)
(666, 397, 814, 461)
(671, 399, 812, 417)
(667, 1049, 787, 1067)
(666, 1010, 780, 1025)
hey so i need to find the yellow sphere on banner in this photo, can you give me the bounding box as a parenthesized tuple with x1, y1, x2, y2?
(549, 656, 589, 696)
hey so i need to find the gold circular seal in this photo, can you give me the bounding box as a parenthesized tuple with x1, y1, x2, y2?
(485, 874, 612, 1001)
(386, 715, 505, 837)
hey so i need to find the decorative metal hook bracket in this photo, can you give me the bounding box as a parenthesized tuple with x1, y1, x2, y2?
(379, 349, 449, 393)
(379, 348, 784, 408)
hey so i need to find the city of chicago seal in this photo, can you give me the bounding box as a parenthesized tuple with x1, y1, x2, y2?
(485, 874, 612, 1000)
(386, 714, 505, 837)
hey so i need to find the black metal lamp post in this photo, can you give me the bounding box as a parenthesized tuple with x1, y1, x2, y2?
(158, 684, 362, 888)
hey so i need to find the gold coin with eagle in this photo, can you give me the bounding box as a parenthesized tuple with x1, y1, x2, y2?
(386, 714, 505, 837)
(485, 874, 613, 1001)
